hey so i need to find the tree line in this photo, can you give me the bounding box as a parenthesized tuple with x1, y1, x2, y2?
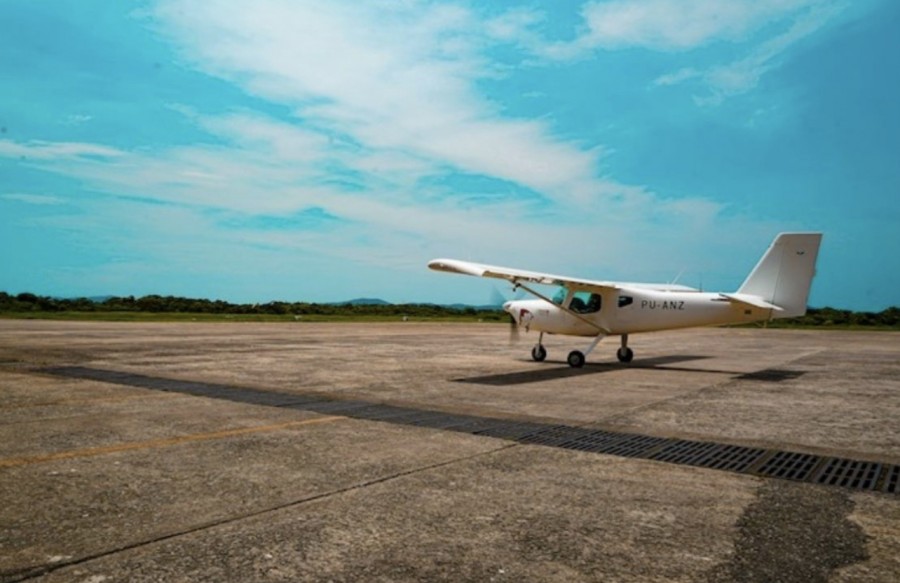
(0, 292, 506, 319)
(1, 292, 897, 327)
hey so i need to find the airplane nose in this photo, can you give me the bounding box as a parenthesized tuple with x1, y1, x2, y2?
(502, 300, 513, 313)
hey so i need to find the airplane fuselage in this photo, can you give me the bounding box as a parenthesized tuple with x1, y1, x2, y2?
(506, 288, 771, 337)
(430, 232, 822, 366)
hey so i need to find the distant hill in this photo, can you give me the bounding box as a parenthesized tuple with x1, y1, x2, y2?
(86, 295, 115, 303)
(333, 298, 392, 306)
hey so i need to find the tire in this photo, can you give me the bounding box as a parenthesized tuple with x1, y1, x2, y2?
(617, 347, 634, 363)
(531, 345, 547, 362)
(567, 350, 585, 368)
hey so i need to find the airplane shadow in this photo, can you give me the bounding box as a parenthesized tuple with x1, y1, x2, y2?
(453, 355, 721, 386)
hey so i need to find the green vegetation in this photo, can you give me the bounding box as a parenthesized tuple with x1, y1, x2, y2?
(0, 292, 506, 323)
(0, 292, 896, 329)
(750, 306, 899, 330)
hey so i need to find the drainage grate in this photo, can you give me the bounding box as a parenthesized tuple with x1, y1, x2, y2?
(596, 434, 668, 458)
(300, 399, 375, 415)
(519, 425, 594, 447)
(389, 411, 460, 428)
(425, 416, 498, 432)
(646, 442, 767, 473)
(349, 404, 424, 422)
(882, 465, 900, 494)
(558, 430, 626, 453)
(447, 416, 509, 435)
(813, 458, 881, 490)
(756, 451, 821, 481)
(473, 421, 547, 440)
(39, 366, 898, 496)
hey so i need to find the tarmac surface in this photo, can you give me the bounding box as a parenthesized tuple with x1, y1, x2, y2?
(0, 319, 898, 582)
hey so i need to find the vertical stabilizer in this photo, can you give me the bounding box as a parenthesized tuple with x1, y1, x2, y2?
(737, 233, 822, 318)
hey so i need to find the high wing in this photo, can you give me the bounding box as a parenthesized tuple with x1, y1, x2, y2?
(428, 258, 697, 293)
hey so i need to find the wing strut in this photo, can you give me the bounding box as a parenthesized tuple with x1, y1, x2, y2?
(514, 281, 610, 335)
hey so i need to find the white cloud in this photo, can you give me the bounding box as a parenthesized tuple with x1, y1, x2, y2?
(578, 0, 818, 50)
(3, 1, 799, 300)
(1, 193, 66, 205)
(498, 0, 848, 104)
(63, 114, 93, 125)
(150, 0, 613, 206)
(636, 1, 849, 103)
(0, 139, 123, 160)
(654, 67, 701, 87)
(644, 1, 847, 105)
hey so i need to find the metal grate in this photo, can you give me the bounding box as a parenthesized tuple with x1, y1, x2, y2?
(647, 442, 768, 473)
(756, 451, 821, 481)
(595, 434, 668, 458)
(558, 430, 626, 453)
(519, 425, 594, 447)
(473, 421, 547, 440)
(882, 465, 900, 494)
(347, 404, 424, 422)
(39, 366, 897, 496)
(813, 458, 881, 490)
(300, 400, 376, 415)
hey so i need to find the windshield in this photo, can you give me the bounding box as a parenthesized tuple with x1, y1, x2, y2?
(551, 288, 567, 305)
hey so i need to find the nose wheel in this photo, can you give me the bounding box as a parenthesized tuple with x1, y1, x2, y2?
(531, 344, 547, 362)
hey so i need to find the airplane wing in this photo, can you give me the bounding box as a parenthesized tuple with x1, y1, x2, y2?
(428, 259, 697, 293)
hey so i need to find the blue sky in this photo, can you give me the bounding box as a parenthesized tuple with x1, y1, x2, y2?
(1, 0, 897, 310)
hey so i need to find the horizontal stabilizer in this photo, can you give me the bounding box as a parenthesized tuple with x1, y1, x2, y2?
(719, 293, 783, 311)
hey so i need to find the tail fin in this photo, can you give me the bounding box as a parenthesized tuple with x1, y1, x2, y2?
(737, 233, 822, 318)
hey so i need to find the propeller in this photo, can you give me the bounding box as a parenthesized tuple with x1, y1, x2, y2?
(489, 283, 526, 307)
(508, 311, 520, 345)
(489, 284, 525, 345)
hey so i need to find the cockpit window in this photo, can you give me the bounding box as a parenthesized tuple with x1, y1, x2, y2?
(551, 288, 567, 306)
(618, 295, 634, 308)
(570, 291, 602, 314)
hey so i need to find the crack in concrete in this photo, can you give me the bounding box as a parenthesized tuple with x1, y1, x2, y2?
(4, 444, 517, 582)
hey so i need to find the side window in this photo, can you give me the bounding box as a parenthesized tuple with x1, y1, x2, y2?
(570, 291, 602, 314)
(551, 288, 567, 306)
(618, 295, 634, 308)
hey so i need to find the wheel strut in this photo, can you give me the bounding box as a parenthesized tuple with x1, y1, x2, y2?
(531, 332, 546, 362)
(617, 334, 634, 363)
(567, 334, 605, 368)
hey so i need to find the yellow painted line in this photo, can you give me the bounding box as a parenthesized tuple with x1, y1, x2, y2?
(0, 415, 345, 469)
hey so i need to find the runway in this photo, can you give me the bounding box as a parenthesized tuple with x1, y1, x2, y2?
(1, 320, 898, 581)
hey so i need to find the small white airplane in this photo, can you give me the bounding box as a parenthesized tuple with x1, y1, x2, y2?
(429, 232, 822, 367)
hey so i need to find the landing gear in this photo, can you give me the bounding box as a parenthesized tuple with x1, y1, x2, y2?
(567, 350, 586, 368)
(566, 334, 605, 368)
(531, 332, 546, 362)
(617, 334, 634, 363)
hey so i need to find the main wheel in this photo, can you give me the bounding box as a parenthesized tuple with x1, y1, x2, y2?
(616, 347, 634, 363)
(567, 350, 585, 368)
(531, 344, 547, 362)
